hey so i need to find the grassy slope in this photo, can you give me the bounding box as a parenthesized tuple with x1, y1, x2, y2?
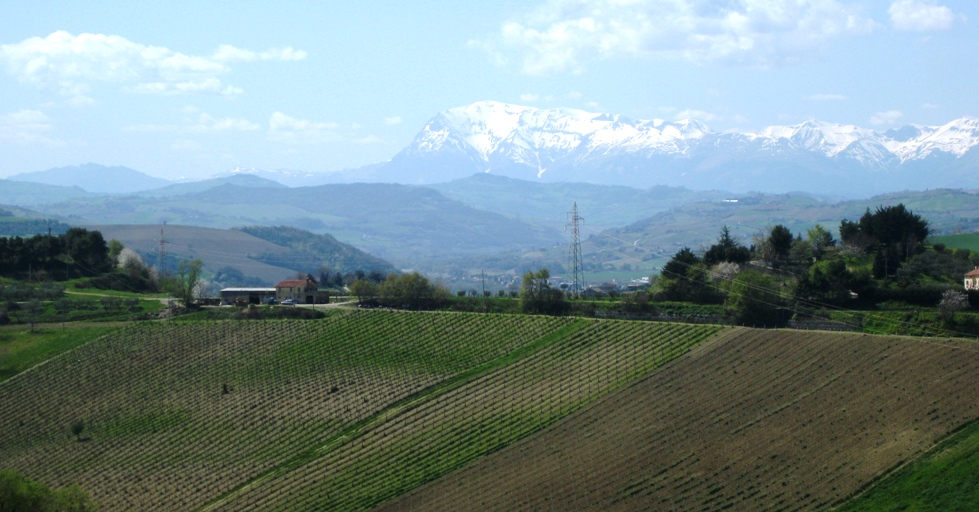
(929, 233, 979, 253)
(839, 418, 979, 511)
(0, 325, 115, 381)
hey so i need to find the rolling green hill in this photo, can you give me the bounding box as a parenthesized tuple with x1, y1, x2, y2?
(2, 313, 978, 511)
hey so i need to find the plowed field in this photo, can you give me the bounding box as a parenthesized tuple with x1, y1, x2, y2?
(378, 329, 979, 511)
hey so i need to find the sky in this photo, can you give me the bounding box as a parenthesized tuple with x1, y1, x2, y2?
(1, 0, 977, 181)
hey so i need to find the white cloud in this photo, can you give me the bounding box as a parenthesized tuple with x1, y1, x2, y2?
(921, 102, 938, 110)
(871, 110, 904, 126)
(484, 0, 877, 74)
(889, 0, 955, 32)
(0, 31, 304, 101)
(383, 116, 403, 126)
(211, 45, 307, 62)
(519, 93, 540, 102)
(566, 91, 583, 100)
(269, 112, 341, 144)
(808, 93, 847, 101)
(0, 109, 59, 145)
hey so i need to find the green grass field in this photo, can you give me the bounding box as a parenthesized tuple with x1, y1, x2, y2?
(0, 325, 116, 381)
(928, 233, 979, 252)
(840, 417, 979, 511)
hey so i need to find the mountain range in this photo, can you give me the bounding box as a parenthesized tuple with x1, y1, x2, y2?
(5, 102, 978, 198)
(367, 101, 979, 196)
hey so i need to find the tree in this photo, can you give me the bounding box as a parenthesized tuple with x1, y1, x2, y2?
(724, 270, 788, 327)
(24, 299, 43, 332)
(520, 268, 567, 315)
(661, 247, 699, 280)
(768, 225, 793, 262)
(938, 289, 969, 322)
(107, 239, 124, 262)
(164, 259, 203, 307)
(841, 204, 929, 263)
(0, 469, 98, 512)
(802, 224, 836, 261)
(348, 279, 378, 301)
(703, 226, 751, 266)
(71, 419, 85, 441)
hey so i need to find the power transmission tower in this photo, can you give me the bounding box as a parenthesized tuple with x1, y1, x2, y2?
(566, 202, 585, 298)
(157, 223, 169, 278)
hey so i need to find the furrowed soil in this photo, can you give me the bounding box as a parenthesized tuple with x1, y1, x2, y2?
(377, 329, 979, 511)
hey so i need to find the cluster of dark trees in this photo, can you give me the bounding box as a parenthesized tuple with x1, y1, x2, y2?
(0, 228, 113, 280)
(519, 268, 569, 315)
(318, 268, 387, 289)
(0, 468, 97, 511)
(654, 204, 961, 326)
(348, 272, 451, 309)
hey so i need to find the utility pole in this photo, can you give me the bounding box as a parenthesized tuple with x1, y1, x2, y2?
(566, 202, 585, 299)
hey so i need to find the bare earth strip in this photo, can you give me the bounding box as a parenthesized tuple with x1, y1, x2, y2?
(376, 329, 979, 511)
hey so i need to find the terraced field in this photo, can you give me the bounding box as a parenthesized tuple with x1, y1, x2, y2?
(380, 329, 979, 511)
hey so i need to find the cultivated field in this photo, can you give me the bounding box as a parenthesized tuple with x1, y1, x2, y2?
(379, 329, 979, 511)
(206, 319, 721, 510)
(0, 311, 576, 510)
(4, 313, 978, 511)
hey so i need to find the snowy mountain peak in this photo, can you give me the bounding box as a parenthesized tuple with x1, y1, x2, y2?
(392, 101, 979, 192)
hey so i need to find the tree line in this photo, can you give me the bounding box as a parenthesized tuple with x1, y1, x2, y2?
(0, 228, 113, 280)
(650, 204, 971, 327)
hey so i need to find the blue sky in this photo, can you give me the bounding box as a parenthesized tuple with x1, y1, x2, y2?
(1, 0, 977, 180)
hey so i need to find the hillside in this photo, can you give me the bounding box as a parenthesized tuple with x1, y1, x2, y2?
(1, 313, 978, 510)
(38, 183, 563, 264)
(0, 179, 97, 206)
(8, 163, 171, 194)
(89, 224, 396, 285)
(379, 328, 979, 511)
(428, 173, 730, 231)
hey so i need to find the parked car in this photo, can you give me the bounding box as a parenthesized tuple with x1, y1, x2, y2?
(266, 297, 279, 305)
(280, 299, 295, 306)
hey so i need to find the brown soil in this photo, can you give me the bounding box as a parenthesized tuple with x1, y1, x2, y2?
(376, 329, 979, 511)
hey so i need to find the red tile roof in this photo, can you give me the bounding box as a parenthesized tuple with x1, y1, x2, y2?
(965, 268, 979, 277)
(276, 280, 308, 288)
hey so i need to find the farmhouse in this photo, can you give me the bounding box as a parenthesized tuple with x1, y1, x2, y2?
(276, 274, 330, 304)
(964, 268, 979, 290)
(220, 287, 276, 306)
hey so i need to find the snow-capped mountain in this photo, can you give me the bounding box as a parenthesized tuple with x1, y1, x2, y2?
(379, 101, 979, 196)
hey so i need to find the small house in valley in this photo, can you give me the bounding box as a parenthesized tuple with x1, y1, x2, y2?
(965, 268, 979, 290)
(276, 274, 330, 304)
